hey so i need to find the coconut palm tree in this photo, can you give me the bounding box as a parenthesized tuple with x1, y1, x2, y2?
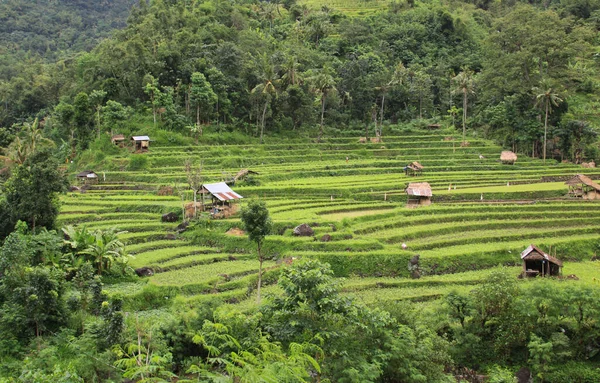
(534, 82, 563, 163)
(375, 63, 407, 138)
(307, 67, 337, 142)
(251, 55, 279, 144)
(1, 118, 55, 166)
(452, 68, 476, 144)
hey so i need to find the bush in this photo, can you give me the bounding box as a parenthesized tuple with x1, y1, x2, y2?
(127, 155, 149, 171)
(545, 362, 600, 383)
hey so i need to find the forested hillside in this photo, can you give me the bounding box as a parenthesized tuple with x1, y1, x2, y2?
(2, 0, 600, 382)
(1, 0, 600, 163)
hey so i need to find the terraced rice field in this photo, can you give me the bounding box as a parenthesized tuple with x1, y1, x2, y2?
(61, 130, 600, 310)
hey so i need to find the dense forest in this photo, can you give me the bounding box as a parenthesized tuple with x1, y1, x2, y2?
(1, 0, 600, 381)
(1, 0, 600, 160)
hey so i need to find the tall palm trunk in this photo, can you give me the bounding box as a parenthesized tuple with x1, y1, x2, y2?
(260, 100, 268, 144)
(543, 100, 549, 163)
(196, 105, 202, 137)
(462, 89, 467, 144)
(379, 94, 385, 138)
(318, 95, 325, 142)
(257, 245, 263, 304)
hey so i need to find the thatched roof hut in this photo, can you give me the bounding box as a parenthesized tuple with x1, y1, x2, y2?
(405, 182, 432, 207)
(111, 134, 125, 145)
(565, 174, 600, 199)
(500, 151, 517, 164)
(404, 161, 424, 176)
(521, 244, 562, 277)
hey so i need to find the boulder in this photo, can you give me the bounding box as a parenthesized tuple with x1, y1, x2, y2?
(515, 367, 532, 383)
(320, 234, 331, 242)
(161, 212, 178, 222)
(176, 221, 189, 233)
(165, 233, 177, 240)
(135, 267, 154, 277)
(293, 224, 314, 237)
(68, 186, 80, 192)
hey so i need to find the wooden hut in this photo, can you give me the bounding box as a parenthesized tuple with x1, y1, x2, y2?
(111, 134, 126, 147)
(521, 244, 562, 277)
(131, 135, 150, 152)
(405, 182, 432, 207)
(427, 123, 441, 130)
(404, 161, 424, 176)
(500, 151, 517, 164)
(200, 182, 244, 217)
(76, 170, 98, 184)
(565, 174, 600, 199)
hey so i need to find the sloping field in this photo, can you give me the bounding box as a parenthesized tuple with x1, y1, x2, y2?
(62, 130, 600, 310)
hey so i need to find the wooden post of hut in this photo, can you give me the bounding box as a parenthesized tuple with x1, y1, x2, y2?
(565, 174, 600, 199)
(521, 244, 563, 278)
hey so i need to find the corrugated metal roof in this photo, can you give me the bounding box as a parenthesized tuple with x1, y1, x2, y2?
(131, 135, 150, 141)
(521, 244, 563, 266)
(203, 182, 243, 201)
(76, 170, 97, 178)
(112, 134, 125, 140)
(405, 182, 432, 197)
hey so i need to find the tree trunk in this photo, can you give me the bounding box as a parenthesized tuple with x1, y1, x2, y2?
(543, 100, 549, 163)
(379, 94, 385, 138)
(260, 100, 268, 144)
(257, 246, 263, 304)
(462, 90, 467, 144)
(318, 95, 325, 142)
(97, 108, 101, 138)
(193, 189, 197, 218)
(197, 105, 202, 137)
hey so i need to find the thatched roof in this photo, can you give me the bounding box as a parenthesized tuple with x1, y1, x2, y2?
(521, 244, 563, 266)
(565, 174, 600, 191)
(234, 169, 259, 182)
(406, 182, 432, 197)
(407, 161, 424, 170)
(111, 134, 125, 141)
(500, 151, 517, 162)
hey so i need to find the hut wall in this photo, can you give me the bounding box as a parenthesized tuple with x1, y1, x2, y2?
(585, 190, 598, 200)
(419, 197, 432, 206)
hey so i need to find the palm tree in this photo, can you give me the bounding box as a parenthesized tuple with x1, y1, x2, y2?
(307, 67, 337, 142)
(82, 229, 128, 275)
(251, 56, 279, 144)
(375, 63, 407, 138)
(1, 118, 54, 166)
(452, 68, 476, 144)
(534, 82, 563, 163)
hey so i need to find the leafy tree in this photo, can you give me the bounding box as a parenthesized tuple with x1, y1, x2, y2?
(534, 81, 563, 162)
(102, 100, 129, 135)
(88, 90, 107, 138)
(143, 74, 162, 127)
(190, 72, 217, 137)
(1, 150, 67, 236)
(73, 92, 93, 150)
(240, 201, 272, 304)
(452, 68, 476, 144)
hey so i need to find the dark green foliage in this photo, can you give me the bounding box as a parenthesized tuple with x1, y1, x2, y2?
(1, 150, 68, 238)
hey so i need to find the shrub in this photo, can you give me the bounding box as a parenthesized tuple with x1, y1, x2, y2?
(127, 155, 149, 171)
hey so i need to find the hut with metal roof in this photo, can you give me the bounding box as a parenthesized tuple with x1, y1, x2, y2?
(565, 174, 600, 199)
(500, 151, 517, 164)
(131, 135, 151, 151)
(111, 134, 126, 147)
(521, 244, 562, 277)
(76, 170, 98, 184)
(404, 161, 424, 176)
(405, 182, 432, 207)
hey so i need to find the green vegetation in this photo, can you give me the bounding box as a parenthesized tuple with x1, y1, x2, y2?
(1, 0, 600, 381)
